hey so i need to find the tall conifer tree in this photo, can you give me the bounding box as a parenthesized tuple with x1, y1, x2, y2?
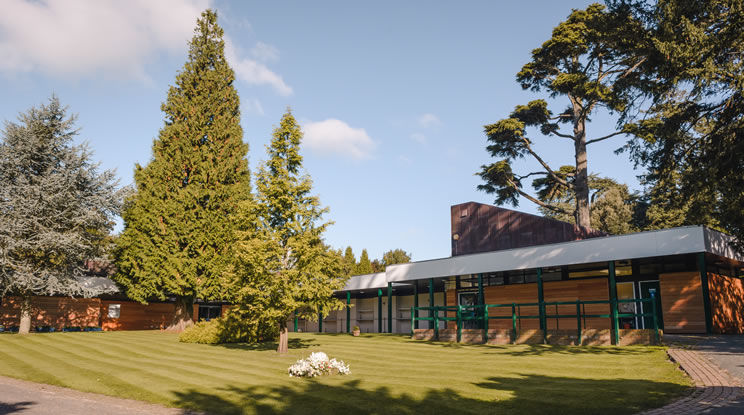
(114, 10, 250, 331)
(230, 110, 346, 353)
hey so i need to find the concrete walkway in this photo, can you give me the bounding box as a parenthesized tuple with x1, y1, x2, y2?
(0, 376, 197, 415)
(640, 335, 744, 415)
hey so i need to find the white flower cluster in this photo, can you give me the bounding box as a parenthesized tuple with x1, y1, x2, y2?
(288, 351, 351, 377)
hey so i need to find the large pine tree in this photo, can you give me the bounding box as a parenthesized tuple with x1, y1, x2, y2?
(114, 10, 250, 331)
(230, 110, 346, 353)
(0, 97, 120, 334)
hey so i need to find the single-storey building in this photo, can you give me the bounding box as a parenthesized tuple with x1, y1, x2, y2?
(3, 202, 743, 344)
(296, 202, 744, 345)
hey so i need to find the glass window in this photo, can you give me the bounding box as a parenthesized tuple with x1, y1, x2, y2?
(107, 304, 120, 319)
(524, 271, 538, 283)
(541, 268, 562, 281)
(568, 262, 608, 279)
(508, 273, 525, 284)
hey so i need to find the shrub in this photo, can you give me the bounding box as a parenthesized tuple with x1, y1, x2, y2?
(179, 311, 278, 344)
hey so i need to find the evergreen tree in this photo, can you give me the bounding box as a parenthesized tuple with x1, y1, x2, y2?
(381, 249, 412, 270)
(355, 249, 374, 275)
(342, 246, 356, 277)
(0, 97, 120, 334)
(609, 0, 744, 249)
(230, 110, 346, 353)
(477, 4, 646, 229)
(114, 10, 250, 331)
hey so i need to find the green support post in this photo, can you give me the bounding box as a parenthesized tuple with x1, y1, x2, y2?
(576, 302, 582, 346)
(429, 278, 435, 330)
(293, 311, 298, 332)
(698, 253, 713, 334)
(413, 282, 419, 329)
(483, 305, 489, 344)
(651, 291, 660, 345)
(609, 261, 619, 345)
(378, 288, 383, 333)
(387, 282, 393, 334)
(434, 307, 440, 340)
(456, 305, 462, 343)
(537, 268, 546, 344)
(511, 303, 517, 344)
(346, 291, 351, 333)
(477, 273, 484, 329)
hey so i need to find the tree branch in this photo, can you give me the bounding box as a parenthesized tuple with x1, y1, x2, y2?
(521, 137, 570, 187)
(505, 176, 573, 216)
(586, 130, 626, 145)
(551, 130, 576, 140)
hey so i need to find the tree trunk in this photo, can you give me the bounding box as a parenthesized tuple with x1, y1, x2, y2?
(166, 296, 194, 332)
(18, 293, 32, 335)
(573, 110, 591, 229)
(277, 323, 288, 354)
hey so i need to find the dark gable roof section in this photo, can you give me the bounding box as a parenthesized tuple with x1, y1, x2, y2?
(451, 202, 607, 256)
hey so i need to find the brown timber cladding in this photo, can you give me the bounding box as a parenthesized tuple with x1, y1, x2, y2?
(543, 278, 610, 329)
(0, 296, 100, 329)
(708, 273, 744, 334)
(450, 202, 605, 256)
(100, 300, 175, 331)
(0, 296, 178, 331)
(659, 271, 706, 333)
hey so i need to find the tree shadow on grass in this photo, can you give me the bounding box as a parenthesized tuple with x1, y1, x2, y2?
(214, 338, 319, 351)
(400, 338, 663, 357)
(171, 374, 690, 415)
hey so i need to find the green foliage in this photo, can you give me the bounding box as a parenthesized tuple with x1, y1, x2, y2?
(478, 3, 645, 229)
(229, 110, 346, 337)
(610, 0, 743, 249)
(179, 313, 277, 344)
(114, 10, 250, 315)
(342, 246, 356, 277)
(355, 249, 374, 275)
(0, 96, 120, 297)
(381, 249, 412, 270)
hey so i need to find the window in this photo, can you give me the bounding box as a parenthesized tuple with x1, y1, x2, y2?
(568, 262, 608, 279)
(107, 304, 121, 319)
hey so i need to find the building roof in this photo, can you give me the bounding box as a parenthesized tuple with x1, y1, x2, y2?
(383, 226, 742, 283)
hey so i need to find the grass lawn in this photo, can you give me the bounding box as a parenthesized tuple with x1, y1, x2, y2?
(0, 331, 690, 414)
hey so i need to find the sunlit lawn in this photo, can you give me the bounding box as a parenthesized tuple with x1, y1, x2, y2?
(0, 331, 691, 414)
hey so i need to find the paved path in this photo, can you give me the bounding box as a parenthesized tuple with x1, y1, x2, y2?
(0, 376, 196, 415)
(640, 335, 744, 415)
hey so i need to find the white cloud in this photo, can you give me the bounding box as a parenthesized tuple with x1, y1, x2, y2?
(0, 0, 210, 80)
(251, 41, 279, 62)
(397, 155, 412, 165)
(410, 132, 426, 143)
(0, 0, 293, 96)
(303, 119, 376, 159)
(418, 113, 441, 128)
(224, 37, 293, 96)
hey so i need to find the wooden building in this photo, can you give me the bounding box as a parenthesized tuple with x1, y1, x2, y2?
(2, 201, 742, 342)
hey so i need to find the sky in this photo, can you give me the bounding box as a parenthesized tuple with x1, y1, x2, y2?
(0, 0, 645, 262)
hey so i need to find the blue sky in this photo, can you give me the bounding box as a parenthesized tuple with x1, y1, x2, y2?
(0, 0, 643, 262)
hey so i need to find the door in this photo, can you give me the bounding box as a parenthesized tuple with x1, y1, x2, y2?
(616, 282, 638, 329)
(639, 281, 664, 330)
(458, 292, 480, 329)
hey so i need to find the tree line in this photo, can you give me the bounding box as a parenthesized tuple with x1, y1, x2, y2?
(2, 2, 742, 345)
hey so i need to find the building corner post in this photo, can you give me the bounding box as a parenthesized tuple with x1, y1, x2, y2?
(346, 291, 351, 333)
(387, 282, 393, 334)
(537, 268, 546, 344)
(608, 261, 618, 345)
(698, 253, 713, 334)
(378, 288, 383, 333)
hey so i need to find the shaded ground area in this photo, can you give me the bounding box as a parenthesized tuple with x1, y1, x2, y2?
(0, 332, 690, 414)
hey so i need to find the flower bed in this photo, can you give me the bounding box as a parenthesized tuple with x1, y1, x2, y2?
(288, 352, 351, 377)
